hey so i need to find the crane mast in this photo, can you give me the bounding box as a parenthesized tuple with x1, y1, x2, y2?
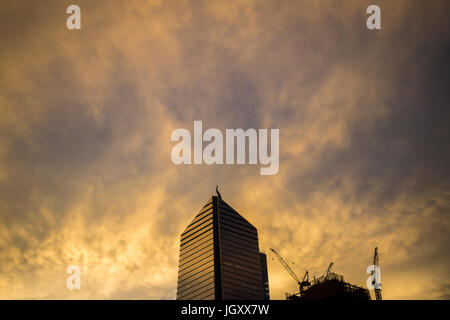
(373, 247, 382, 300)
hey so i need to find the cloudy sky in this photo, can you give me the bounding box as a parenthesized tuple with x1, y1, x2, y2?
(0, 0, 449, 299)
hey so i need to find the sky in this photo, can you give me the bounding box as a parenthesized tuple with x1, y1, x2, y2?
(0, 0, 449, 299)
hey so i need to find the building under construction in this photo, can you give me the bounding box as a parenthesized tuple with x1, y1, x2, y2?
(285, 272, 370, 300)
(271, 248, 376, 301)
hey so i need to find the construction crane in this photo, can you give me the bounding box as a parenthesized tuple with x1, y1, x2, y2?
(373, 247, 382, 300)
(325, 262, 334, 278)
(270, 248, 310, 293)
(300, 271, 310, 291)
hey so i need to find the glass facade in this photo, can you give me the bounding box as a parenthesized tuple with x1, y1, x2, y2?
(177, 200, 215, 300)
(176, 196, 269, 300)
(260, 252, 270, 300)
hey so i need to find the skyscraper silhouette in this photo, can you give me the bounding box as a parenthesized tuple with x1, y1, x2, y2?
(176, 194, 269, 300)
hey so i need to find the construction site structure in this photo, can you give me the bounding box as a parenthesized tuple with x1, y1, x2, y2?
(270, 248, 370, 301)
(286, 271, 371, 300)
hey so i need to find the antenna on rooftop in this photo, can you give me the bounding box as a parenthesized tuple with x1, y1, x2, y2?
(216, 185, 222, 199)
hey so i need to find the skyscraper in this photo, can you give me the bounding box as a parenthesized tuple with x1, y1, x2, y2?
(176, 193, 269, 300)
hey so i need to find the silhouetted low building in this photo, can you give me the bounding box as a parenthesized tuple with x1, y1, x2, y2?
(286, 273, 370, 300)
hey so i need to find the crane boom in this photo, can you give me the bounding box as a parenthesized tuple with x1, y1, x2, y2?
(325, 262, 334, 277)
(270, 248, 311, 294)
(270, 248, 301, 284)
